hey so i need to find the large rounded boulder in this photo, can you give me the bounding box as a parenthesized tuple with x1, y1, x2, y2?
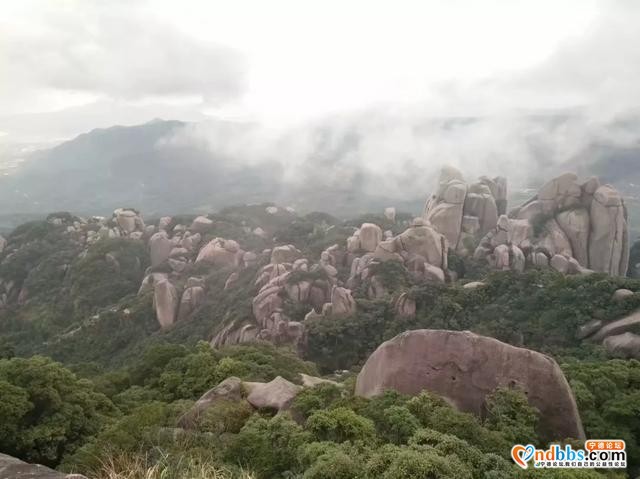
(355, 329, 584, 441)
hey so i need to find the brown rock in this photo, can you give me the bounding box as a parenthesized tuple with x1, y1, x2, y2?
(355, 329, 584, 441)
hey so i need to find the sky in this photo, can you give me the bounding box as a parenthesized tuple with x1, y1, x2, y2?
(3, 0, 636, 145)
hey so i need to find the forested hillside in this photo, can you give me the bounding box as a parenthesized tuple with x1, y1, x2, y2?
(0, 169, 639, 478)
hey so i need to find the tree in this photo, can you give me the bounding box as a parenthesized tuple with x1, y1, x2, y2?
(0, 356, 115, 467)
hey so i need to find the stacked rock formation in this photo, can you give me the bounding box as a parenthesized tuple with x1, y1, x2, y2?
(355, 329, 585, 441)
(578, 289, 640, 359)
(346, 217, 449, 294)
(475, 173, 629, 276)
(178, 373, 339, 429)
(423, 166, 506, 257)
(211, 243, 356, 351)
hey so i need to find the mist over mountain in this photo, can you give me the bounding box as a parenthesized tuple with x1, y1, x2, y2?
(2, 110, 640, 234)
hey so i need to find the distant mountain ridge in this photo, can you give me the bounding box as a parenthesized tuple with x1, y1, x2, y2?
(1, 114, 639, 233)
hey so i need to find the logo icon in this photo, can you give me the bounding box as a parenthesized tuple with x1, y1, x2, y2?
(510, 441, 626, 469)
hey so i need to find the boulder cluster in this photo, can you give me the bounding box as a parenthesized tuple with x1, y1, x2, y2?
(475, 173, 629, 276)
(178, 373, 338, 429)
(578, 288, 640, 359)
(138, 215, 263, 330)
(423, 166, 506, 257)
(212, 243, 357, 351)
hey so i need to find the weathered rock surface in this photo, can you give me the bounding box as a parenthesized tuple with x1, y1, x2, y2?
(355, 329, 584, 441)
(591, 310, 640, 342)
(475, 174, 628, 277)
(149, 231, 173, 266)
(153, 279, 179, 329)
(0, 453, 86, 478)
(189, 216, 213, 233)
(612, 289, 634, 302)
(422, 166, 504, 255)
(245, 376, 301, 411)
(271, 244, 301, 264)
(603, 332, 640, 359)
(589, 185, 628, 276)
(577, 319, 603, 340)
(177, 377, 244, 428)
(195, 238, 242, 268)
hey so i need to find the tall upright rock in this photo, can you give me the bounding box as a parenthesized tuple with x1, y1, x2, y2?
(422, 166, 505, 257)
(589, 185, 629, 277)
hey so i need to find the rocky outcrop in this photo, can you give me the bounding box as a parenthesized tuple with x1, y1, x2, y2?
(179, 374, 336, 430)
(245, 376, 302, 411)
(177, 376, 245, 428)
(589, 185, 629, 276)
(603, 333, 640, 359)
(189, 216, 214, 234)
(355, 329, 584, 441)
(149, 231, 172, 267)
(394, 293, 416, 318)
(347, 223, 382, 253)
(0, 235, 6, 254)
(591, 310, 640, 342)
(114, 207, 144, 234)
(195, 238, 243, 268)
(271, 244, 301, 264)
(475, 174, 629, 277)
(153, 278, 179, 329)
(177, 284, 206, 322)
(422, 166, 504, 256)
(0, 453, 86, 478)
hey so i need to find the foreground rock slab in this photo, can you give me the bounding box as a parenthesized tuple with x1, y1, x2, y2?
(355, 329, 584, 441)
(0, 453, 86, 479)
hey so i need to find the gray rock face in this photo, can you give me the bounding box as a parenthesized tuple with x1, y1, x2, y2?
(555, 208, 590, 266)
(189, 216, 213, 233)
(612, 289, 634, 302)
(153, 279, 179, 329)
(149, 231, 173, 267)
(589, 185, 628, 276)
(0, 453, 86, 478)
(177, 376, 244, 428)
(603, 332, 640, 359)
(177, 286, 205, 322)
(0, 235, 6, 254)
(270, 244, 301, 264)
(422, 167, 503, 255)
(591, 310, 640, 342)
(577, 319, 602, 340)
(475, 174, 629, 277)
(196, 238, 242, 267)
(394, 219, 448, 269)
(359, 223, 383, 252)
(355, 329, 585, 441)
(245, 376, 301, 411)
(330, 286, 356, 316)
